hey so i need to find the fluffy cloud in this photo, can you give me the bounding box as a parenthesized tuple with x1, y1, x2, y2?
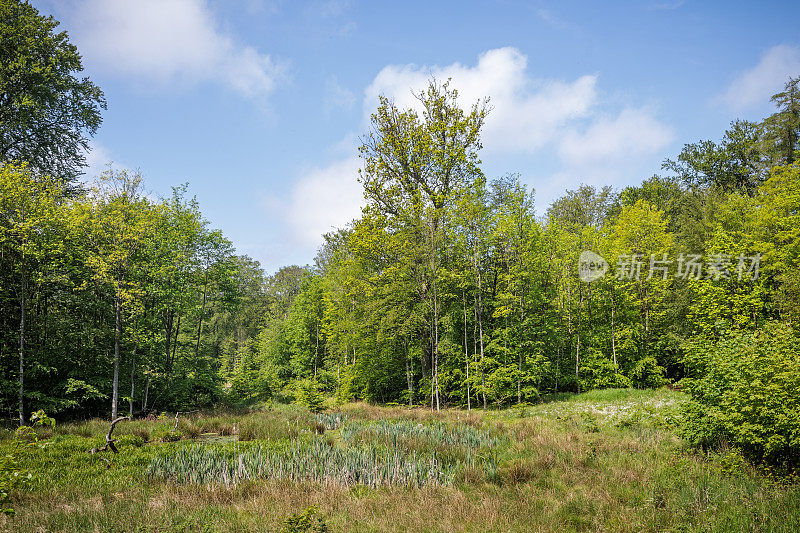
(68, 0, 283, 98)
(363, 47, 671, 163)
(720, 44, 800, 110)
(365, 47, 599, 153)
(559, 107, 674, 165)
(285, 47, 672, 252)
(285, 157, 363, 247)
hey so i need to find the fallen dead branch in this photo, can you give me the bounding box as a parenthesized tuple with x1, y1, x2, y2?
(89, 416, 130, 454)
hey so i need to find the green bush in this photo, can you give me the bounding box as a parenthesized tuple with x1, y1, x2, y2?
(294, 379, 325, 413)
(13, 426, 37, 444)
(30, 410, 55, 428)
(280, 506, 328, 532)
(680, 322, 800, 470)
(152, 429, 182, 443)
(629, 356, 667, 389)
(0, 453, 31, 516)
(579, 350, 630, 391)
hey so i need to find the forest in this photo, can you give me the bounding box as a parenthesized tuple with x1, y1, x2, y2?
(2, 0, 800, 452)
(0, 1, 799, 530)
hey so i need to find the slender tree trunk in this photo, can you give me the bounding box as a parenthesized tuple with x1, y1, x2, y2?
(18, 270, 26, 427)
(314, 319, 319, 378)
(129, 345, 136, 417)
(164, 311, 174, 373)
(430, 218, 440, 412)
(194, 266, 209, 367)
(611, 289, 618, 368)
(142, 375, 150, 413)
(477, 288, 487, 410)
(112, 293, 121, 420)
(518, 288, 524, 404)
(171, 315, 181, 372)
(405, 338, 414, 408)
(463, 290, 470, 413)
(575, 285, 583, 393)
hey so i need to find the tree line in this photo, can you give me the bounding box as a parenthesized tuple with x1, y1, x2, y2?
(1, 0, 798, 427)
(231, 77, 800, 411)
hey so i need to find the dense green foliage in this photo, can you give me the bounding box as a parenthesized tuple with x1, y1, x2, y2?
(0, 0, 105, 182)
(0, 164, 260, 420)
(1, 2, 799, 483)
(681, 322, 800, 469)
(234, 78, 800, 426)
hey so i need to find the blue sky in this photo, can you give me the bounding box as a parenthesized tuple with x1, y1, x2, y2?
(34, 0, 800, 273)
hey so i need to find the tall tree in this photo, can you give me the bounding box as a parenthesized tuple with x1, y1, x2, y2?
(358, 79, 488, 410)
(0, 164, 64, 424)
(0, 0, 106, 183)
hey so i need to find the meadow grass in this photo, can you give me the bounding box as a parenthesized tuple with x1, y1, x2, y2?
(1, 388, 798, 532)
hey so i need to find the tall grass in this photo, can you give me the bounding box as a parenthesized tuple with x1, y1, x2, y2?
(340, 419, 503, 449)
(147, 438, 490, 487)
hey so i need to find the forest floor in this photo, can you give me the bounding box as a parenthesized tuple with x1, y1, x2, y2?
(1, 388, 798, 532)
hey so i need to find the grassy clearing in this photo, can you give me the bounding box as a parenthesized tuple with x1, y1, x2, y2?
(1, 388, 798, 532)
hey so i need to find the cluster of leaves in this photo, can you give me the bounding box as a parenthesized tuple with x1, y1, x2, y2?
(280, 506, 328, 533)
(0, 452, 30, 517)
(680, 322, 800, 470)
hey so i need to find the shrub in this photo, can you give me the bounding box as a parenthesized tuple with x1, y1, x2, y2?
(13, 426, 37, 444)
(152, 429, 182, 443)
(280, 506, 328, 533)
(29, 410, 55, 428)
(680, 322, 800, 470)
(579, 350, 630, 391)
(0, 453, 31, 517)
(295, 379, 325, 413)
(629, 356, 667, 389)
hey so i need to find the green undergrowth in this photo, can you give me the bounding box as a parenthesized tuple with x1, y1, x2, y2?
(0, 388, 797, 532)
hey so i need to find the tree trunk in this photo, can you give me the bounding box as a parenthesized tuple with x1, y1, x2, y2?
(142, 375, 150, 413)
(314, 319, 320, 378)
(611, 289, 617, 368)
(129, 345, 137, 417)
(430, 218, 440, 412)
(18, 270, 26, 427)
(405, 338, 414, 408)
(194, 266, 209, 367)
(112, 294, 121, 420)
(575, 285, 583, 393)
(463, 290, 470, 413)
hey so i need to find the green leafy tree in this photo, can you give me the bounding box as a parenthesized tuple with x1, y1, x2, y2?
(0, 0, 105, 182)
(0, 163, 64, 424)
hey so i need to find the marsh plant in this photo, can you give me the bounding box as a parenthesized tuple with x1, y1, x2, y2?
(313, 412, 347, 431)
(340, 419, 504, 450)
(146, 438, 491, 488)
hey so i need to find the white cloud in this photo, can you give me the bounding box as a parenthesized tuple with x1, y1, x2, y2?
(559, 107, 674, 165)
(720, 44, 800, 110)
(82, 141, 115, 180)
(364, 47, 671, 161)
(285, 157, 363, 248)
(69, 0, 284, 98)
(365, 47, 599, 153)
(281, 47, 673, 252)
